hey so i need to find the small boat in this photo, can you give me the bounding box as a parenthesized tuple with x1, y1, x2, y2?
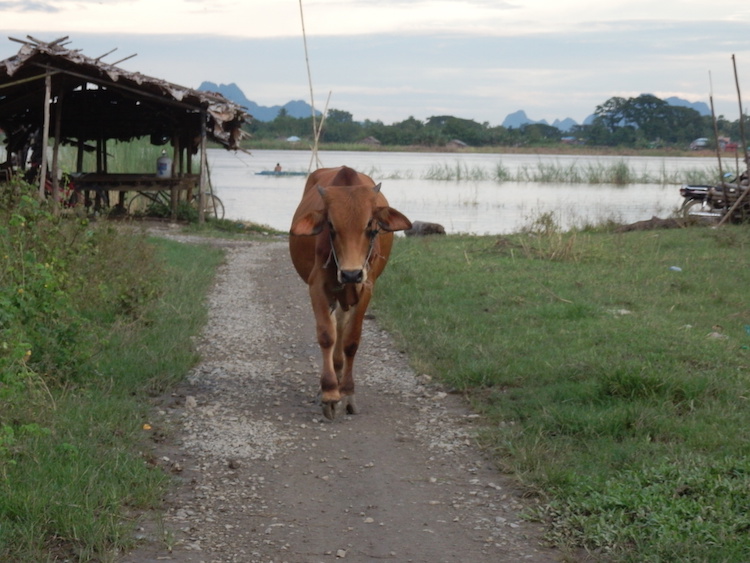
(255, 170, 308, 176)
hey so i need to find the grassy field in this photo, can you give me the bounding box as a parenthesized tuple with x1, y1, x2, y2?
(372, 223, 750, 561)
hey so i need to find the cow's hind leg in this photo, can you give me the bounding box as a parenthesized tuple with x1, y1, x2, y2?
(338, 295, 371, 416)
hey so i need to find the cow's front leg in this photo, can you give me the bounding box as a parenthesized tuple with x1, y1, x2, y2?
(332, 307, 358, 415)
(333, 307, 346, 382)
(310, 289, 340, 411)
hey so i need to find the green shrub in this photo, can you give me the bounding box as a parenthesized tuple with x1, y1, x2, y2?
(0, 177, 205, 561)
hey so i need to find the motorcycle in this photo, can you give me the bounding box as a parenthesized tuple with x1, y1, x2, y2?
(679, 171, 750, 222)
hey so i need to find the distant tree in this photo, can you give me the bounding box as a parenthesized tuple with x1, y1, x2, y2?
(242, 93, 746, 149)
(320, 108, 361, 143)
(592, 94, 708, 146)
(622, 94, 672, 140)
(660, 105, 705, 143)
(519, 123, 561, 144)
(425, 116, 487, 146)
(594, 96, 630, 132)
(368, 116, 425, 145)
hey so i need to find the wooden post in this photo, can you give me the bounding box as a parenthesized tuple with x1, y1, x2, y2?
(51, 88, 64, 215)
(170, 135, 179, 221)
(39, 71, 51, 200)
(186, 138, 195, 202)
(199, 111, 207, 224)
(76, 139, 84, 172)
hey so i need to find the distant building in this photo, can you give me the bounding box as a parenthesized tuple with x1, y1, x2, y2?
(718, 137, 738, 152)
(446, 139, 468, 149)
(360, 136, 381, 146)
(690, 137, 709, 150)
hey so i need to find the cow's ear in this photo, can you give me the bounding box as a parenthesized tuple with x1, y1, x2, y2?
(291, 210, 326, 236)
(374, 207, 412, 232)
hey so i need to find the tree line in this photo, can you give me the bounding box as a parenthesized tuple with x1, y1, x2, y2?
(244, 94, 746, 150)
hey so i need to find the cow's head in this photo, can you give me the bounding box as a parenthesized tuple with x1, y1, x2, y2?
(290, 183, 411, 284)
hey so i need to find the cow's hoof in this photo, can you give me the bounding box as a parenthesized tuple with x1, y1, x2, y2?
(342, 394, 359, 415)
(321, 395, 358, 420)
(322, 401, 339, 420)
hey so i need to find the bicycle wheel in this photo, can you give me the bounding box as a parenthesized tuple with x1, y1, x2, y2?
(127, 193, 151, 216)
(193, 193, 225, 220)
(128, 192, 172, 217)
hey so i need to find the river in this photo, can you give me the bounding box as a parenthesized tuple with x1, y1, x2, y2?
(207, 149, 722, 235)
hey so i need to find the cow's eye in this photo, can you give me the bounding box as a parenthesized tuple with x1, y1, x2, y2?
(367, 221, 379, 238)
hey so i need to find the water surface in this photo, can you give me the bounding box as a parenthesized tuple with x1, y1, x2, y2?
(208, 149, 718, 234)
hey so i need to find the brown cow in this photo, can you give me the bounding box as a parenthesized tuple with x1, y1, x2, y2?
(289, 166, 412, 419)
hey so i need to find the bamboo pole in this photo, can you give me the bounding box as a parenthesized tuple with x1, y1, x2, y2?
(199, 111, 208, 224)
(708, 72, 725, 200)
(733, 54, 748, 168)
(308, 91, 331, 172)
(299, 0, 323, 170)
(717, 55, 750, 227)
(39, 71, 51, 199)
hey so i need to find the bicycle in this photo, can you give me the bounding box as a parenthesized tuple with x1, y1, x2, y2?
(128, 189, 225, 220)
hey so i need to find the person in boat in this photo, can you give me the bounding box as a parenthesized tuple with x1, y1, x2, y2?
(274, 163, 282, 173)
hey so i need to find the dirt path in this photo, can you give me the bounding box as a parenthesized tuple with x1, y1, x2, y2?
(121, 236, 562, 563)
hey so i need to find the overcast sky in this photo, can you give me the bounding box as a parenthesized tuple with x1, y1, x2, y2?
(1, 0, 749, 126)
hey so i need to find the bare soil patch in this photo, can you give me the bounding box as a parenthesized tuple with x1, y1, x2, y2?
(120, 234, 564, 563)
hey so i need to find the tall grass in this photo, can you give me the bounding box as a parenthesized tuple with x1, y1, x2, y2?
(421, 158, 719, 185)
(56, 137, 174, 174)
(373, 224, 750, 561)
(0, 181, 224, 561)
(424, 162, 492, 181)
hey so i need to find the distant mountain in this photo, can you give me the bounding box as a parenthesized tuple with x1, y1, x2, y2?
(200, 81, 710, 129)
(502, 110, 544, 129)
(197, 81, 320, 122)
(552, 117, 579, 132)
(663, 96, 710, 116)
(503, 110, 580, 132)
(500, 96, 709, 132)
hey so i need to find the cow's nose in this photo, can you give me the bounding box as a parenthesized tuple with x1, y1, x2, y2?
(339, 269, 364, 284)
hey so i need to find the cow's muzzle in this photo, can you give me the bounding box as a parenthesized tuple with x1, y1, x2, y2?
(339, 269, 364, 284)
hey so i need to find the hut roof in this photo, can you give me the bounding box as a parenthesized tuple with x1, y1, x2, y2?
(0, 35, 250, 154)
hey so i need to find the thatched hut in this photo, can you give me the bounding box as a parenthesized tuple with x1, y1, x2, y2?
(0, 35, 250, 219)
